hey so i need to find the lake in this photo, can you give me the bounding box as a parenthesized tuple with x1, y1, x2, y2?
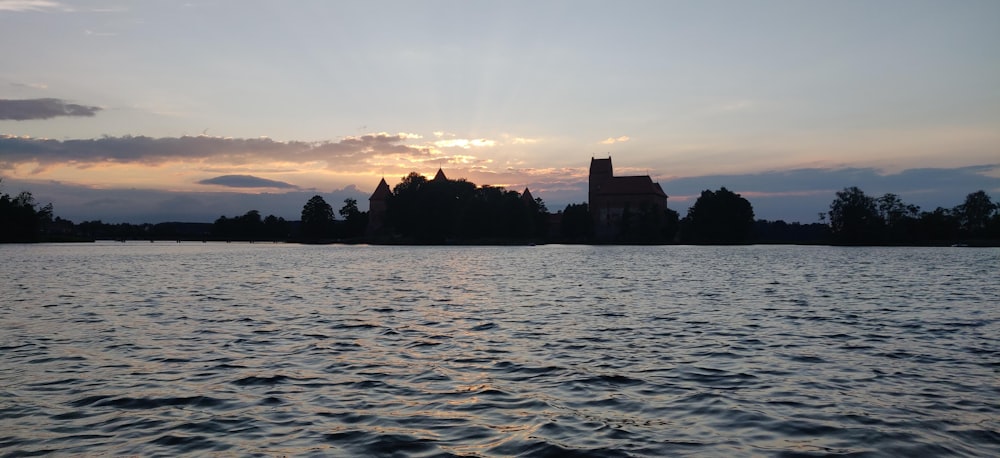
(1, 243, 998, 457)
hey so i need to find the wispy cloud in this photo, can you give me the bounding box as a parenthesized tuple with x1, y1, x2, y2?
(10, 82, 49, 90)
(197, 174, 299, 189)
(433, 138, 496, 149)
(600, 135, 630, 145)
(0, 0, 65, 12)
(0, 132, 431, 170)
(0, 1, 122, 12)
(0, 131, 553, 184)
(714, 100, 755, 113)
(84, 29, 118, 37)
(0, 98, 101, 120)
(509, 137, 539, 145)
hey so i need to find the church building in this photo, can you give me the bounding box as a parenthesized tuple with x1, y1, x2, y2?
(589, 157, 668, 239)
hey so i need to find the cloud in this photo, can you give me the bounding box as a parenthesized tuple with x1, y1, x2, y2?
(714, 100, 755, 113)
(0, 132, 431, 170)
(600, 135, 630, 145)
(6, 129, 996, 224)
(0, 98, 101, 120)
(0, 0, 65, 12)
(0, 1, 115, 12)
(433, 138, 496, 149)
(84, 29, 117, 37)
(197, 174, 299, 189)
(0, 129, 558, 178)
(10, 82, 49, 90)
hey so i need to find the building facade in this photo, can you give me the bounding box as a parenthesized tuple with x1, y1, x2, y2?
(589, 157, 668, 239)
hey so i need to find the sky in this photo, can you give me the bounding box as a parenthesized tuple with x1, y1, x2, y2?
(2, 0, 998, 224)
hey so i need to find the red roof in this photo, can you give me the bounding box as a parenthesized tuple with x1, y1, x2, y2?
(598, 176, 667, 198)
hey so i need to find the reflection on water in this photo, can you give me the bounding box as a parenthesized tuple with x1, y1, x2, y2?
(1, 243, 998, 456)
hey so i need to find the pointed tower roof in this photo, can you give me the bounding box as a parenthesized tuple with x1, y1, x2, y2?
(521, 187, 534, 204)
(432, 168, 447, 182)
(369, 177, 392, 201)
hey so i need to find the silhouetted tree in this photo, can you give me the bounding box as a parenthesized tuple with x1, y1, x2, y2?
(620, 201, 677, 243)
(455, 184, 494, 237)
(751, 219, 830, 244)
(240, 210, 264, 239)
(560, 203, 593, 240)
(211, 215, 232, 238)
(662, 207, 680, 242)
(263, 214, 289, 240)
(0, 182, 53, 242)
(682, 187, 755, 244)
(209, 210, 284, 241)
(420, 178, 474, 241)
(384, 172, 544, 242)
(338, 198, 368, 239)
(531, 197, 549, 238)
(534, 198, 548, 214)
(301, 195, 335, 240)
(953, 190, 997, 238)
(876, 193, 920, 242)
(827, 187, 882, 244)
(386, 172, 428, 239)
(916, 207, 958, 242)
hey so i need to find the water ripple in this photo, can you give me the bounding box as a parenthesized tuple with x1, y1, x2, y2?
(1, 243, 998, 456)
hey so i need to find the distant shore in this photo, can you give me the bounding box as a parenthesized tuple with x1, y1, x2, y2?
(14, 236, 999, 248)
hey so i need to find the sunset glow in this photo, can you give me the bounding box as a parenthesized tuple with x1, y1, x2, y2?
(1, 1, 998, 223)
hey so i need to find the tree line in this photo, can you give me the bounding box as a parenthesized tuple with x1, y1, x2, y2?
(554, 187, 828, 245)
(825, 187, 998, 245)
(2, 177, 998, 245)
(294, 173, 549, 243)
(384, 173, 547, 243)
(299, 196, 367, 241)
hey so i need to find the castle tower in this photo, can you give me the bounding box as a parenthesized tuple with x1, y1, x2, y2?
(589, 157, 613, 202)
(367, 177, 391, 235)
(521, 187, 535, 206)
(589, 157, 613, 226)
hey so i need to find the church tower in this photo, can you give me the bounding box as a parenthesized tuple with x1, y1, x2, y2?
(589, 157, 613, 201)
(589, 157, 613, 220)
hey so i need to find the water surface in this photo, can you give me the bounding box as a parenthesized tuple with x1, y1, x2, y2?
(1, 243, 998, 456)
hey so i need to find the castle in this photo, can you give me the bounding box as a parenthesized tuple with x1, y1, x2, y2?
(589, 157, 668, 239)
(367, 167, 537, 236)
(368, 158, 668, 239)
